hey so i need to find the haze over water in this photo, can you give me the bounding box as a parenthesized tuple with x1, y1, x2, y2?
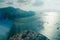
(38, 12, 60, 40)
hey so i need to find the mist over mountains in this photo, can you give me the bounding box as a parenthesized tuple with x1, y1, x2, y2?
(0, 7, 49, 40)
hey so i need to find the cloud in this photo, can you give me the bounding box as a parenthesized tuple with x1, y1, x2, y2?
(0, 0, 60, 11)
(0, 0, 5, 2)
(33, 0, 44, 6)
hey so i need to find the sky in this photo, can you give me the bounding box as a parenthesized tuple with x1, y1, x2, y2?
(0, 0, 60, 11)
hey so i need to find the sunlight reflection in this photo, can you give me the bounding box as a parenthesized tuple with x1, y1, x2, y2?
(40, 12, 58, 40)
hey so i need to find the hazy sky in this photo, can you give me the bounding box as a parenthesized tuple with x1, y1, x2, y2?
(0, 0, 60, 11)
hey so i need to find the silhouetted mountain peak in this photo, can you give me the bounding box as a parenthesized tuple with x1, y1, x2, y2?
(0, 7, 35, 20)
